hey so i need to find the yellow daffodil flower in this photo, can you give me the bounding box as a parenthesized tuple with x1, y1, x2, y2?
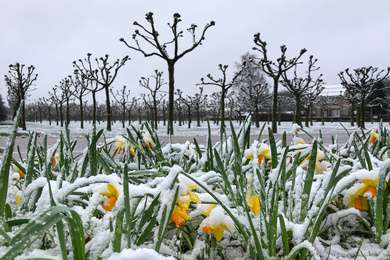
(142, 132, 155, 148)
(369, 129, 379, 144)
(344, 178, 378, 211)
(115, 136, 127, 154)
(100, 184, 120, 211)
(199, 205, 234, 241)
(170, 206, 190, 227)
(177, 175, 201, 210)
(246, 177, 260, 215)
(244, 143, 271, 167)
(12, 163, 26, 178)
(51, 153, 60, 167)
(356, 178, 378, 198)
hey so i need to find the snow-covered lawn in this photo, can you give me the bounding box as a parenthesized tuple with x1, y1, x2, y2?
(1, 118, 390, 259)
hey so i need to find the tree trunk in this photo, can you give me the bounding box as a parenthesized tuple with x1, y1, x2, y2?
(122, 104, 125, 128)
(272, 78, 279, 133)
(221, 88, 226, 127)
(66, 98, 70, 125)
(167, 62, 175, 135)
(104, 86, 112, 131)
(361, 97, 365, 129)
(60, 103, 64, 127)
(153, 98, 158, 129)
(92, 91, 97, 125)
(79, 97, 84, 129)
(295, 94, 302, 127)
(21, 100, 26, 130)
(350, 103, 355, 127)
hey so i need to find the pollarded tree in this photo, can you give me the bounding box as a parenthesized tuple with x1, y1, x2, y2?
(234, 54, 269, 128)
(73, 69, 103, 126)
(253, 33, 307, 133)
(139, 70, 167, 129)
(49, 87, 66, 127)
(120, 12, 215, 135)
(190, 87, 207, 127)
(38, 97, 54, 125)
(198, 64, 245, 127)
(177, 89, 194, 129)
(70, 70, 90, 129)
(338, 66, 390, 129)
(111, 85, 132, 128)
(281, 55, 323, 127)
(5, 63, 38, 130)
(302, 81, 324, 127)
(56, 77, 75, 125)
(73, 53, 130, 131)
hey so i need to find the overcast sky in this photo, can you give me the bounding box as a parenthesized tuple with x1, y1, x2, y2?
(1, 0, 389, 104)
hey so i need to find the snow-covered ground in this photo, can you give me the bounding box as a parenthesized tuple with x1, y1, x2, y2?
(0, 119, 386, 139)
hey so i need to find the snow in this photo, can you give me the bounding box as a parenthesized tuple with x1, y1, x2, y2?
(107, 248, 176, 260)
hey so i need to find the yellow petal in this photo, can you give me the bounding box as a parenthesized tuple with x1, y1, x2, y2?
(199, 204, 217, 217)
(178, 195, 190, 210)
(245, 154, 254, 160)
(175, 206, 190, 220)
(16, 195, 20, 206)
(221, 222, 233, 234)
(107, 184, 119, 198)
(189, 191, 201, 203)
(213, 227, 224, 241)
(362, 178, 378, 187)
(246, 192, 260, 215)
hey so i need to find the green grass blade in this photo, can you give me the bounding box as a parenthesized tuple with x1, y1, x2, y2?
(0, 102, 22, 222)
(300, 141, 318, 223)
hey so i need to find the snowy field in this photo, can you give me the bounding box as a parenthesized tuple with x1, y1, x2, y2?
(0, 119, 387, 149)
(1, 118, 390, 259)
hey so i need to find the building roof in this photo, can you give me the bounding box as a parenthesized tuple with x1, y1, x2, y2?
(321, 84, 344, 96)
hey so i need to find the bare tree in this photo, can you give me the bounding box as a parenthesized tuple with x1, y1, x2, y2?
(56, 77, 75, 125)
(70, 71, 90, 129)
(339, 66, 390, 129)
(253, 33, 307, 133)
(281, 55, 323, 127)
(49, 87, 66, 127)
(139, 70, 167, 129)
(111, 85, 132, 128)
(120, 12, 215, 135)
(198, 64, 244, 127)
(177, 89, 194, 128)
(234, 54, 269, 127)
(302, 82, 324, 127)
(5, 63, 38, 130)
(73, 53, 130, 131)
(38, 97, 54, 125)
(190, 87, 207, 126)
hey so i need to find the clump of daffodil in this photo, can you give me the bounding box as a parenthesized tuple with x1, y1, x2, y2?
(170, 206, 191, 227)
(95, 182, 122, 211)
(115, 135, 135, 156)
(369, 128, 380, 144)
(12, 162, 26, 178)
(169, 174, 202, 228)
(343, 175, 378, 211)
(300, 149, 332, 174)
(142, 131, 155, 148)
(177, 174, 201, 210)
(244, 142, 271, 167)
(246, 176, 260, 215)
(198, 204, 234, 241)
